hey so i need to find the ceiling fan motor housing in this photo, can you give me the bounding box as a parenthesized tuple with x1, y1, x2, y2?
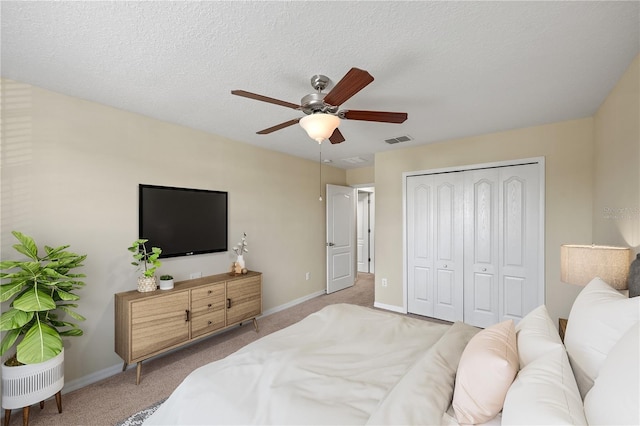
(301, 92, 338, 115)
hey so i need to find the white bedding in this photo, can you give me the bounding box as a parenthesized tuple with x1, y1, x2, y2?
(145, 303, 479, 425)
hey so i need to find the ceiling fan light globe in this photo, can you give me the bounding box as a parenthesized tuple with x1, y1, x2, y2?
(299, 113, 340, 143)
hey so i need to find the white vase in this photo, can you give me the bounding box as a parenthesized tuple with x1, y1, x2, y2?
(2, 349, 64, 410)
(236, 255, 245, 269)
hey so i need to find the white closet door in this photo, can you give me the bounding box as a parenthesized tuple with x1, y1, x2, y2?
(464, 169, 500, 328)
(499, 164, 540, 323)
(407, 174, 464, 321)
(432, 173, 464, 322)
(407, 176, 434, 317)
(407, 161, 541, 326)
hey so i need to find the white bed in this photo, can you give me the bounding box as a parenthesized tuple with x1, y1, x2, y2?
(145, 277, 639, 425)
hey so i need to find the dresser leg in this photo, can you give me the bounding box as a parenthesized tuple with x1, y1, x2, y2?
(136, 361, 142, 385)
(252, 318, 259, 333)
(122, 361, 128, 372)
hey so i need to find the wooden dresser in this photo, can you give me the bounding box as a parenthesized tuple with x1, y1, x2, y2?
(115, 271, 262, 384)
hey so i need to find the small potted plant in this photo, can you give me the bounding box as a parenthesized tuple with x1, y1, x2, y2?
(0, 231, 87, 420)
(159, 274, 174, 290)
(128, 239, 161, 292)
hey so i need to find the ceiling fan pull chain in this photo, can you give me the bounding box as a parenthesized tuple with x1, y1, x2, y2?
(319, 144, 323, 202)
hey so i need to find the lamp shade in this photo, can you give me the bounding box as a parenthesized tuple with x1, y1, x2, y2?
(299, 113, 340, 143)
(560, 244, 631, 289)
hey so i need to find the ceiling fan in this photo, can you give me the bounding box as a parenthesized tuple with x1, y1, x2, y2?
(231, 68, 408, 144)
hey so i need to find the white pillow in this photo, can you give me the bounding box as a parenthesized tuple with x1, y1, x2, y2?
(583, 322, 640, 425)
(564, 277, 640, 398)
(453, 320, 518, 424)
(515, 305, 563, 368)
(502, 345, 587, 425)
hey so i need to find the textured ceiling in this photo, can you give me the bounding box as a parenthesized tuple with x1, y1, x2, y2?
(2, 1, 638, 169)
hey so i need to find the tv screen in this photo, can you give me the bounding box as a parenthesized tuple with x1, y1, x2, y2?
(139, 184, 228, 258)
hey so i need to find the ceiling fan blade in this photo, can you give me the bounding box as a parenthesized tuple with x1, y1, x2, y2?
(256, 118, 301, 134)
(323, 68, 374, 107)
(342, 110, 408, 124)
(231, 90, 300, 110)
(329, 128, 346, 144)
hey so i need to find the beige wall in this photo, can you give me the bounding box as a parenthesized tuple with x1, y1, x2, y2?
(593, 55, 640, 254)
(0, 80, 346, 385)
(374, 118, 595, 324)
(346, 166, 374, 186)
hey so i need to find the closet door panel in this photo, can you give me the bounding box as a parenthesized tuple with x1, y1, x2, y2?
(464, 170, 500, 327)
(433, 175, 464, 322)
(407, 178, 434, 316)
(499, 164, 540, 322)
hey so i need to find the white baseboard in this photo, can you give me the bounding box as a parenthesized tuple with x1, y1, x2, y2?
(59, 288, 327, 395)
(63, 363, 126, 394)
(373, 301, 406, 314)
(260, 289, 325, 317)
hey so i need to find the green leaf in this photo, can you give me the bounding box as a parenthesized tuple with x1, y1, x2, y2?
(16, 321, 62, 364)
(13, 288, 56, 312)
(0, 260, 20, 270)
(55, 289, 80, 301)
(0, 329, 21, 357)
(59, 329, 83, 337)
(11, 231, 39, 260)
(0, 309, 33, 330)
(58, 305, 86, 321)
(0, 279, 30, 302)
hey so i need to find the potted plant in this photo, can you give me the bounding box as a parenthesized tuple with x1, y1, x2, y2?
(0, 231, 86, 420)
(159, 274, 174, 290)
(128, 239, 162, 292)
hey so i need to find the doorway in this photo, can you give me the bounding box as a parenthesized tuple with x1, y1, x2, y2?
(357, 188, 375, 274)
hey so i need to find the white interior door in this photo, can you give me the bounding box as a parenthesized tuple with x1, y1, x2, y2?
(326, 184, 356, 294)
(357, 191, 370, 273)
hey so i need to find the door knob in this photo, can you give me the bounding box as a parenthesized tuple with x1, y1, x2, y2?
(327, 242, 335, 247)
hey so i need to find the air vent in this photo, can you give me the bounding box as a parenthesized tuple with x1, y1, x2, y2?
(384, 135, 412, 144)
(341, 156, 368, 164)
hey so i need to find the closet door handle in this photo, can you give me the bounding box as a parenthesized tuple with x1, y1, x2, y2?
(185, 310, 190, 322)
(226, 298, 231, 309)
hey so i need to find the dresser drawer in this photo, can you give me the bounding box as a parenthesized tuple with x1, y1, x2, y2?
(191, 310, 226, 338)
(191, 283, 225, 312)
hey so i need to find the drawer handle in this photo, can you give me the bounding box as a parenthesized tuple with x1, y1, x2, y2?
(227, 298, 231, 309)
(185, 310, 190, 322)
(208, 303, 212, 308)
(208, 320, 212, 325)
(208, 290, 212, 295)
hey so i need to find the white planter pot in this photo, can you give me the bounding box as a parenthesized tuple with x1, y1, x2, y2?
(1, 349, 64, 410)
(159, 278, 174, 290)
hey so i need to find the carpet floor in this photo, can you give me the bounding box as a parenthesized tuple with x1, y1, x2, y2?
(8, 273, 376, 426)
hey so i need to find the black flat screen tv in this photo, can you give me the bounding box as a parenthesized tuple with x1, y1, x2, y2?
(139, 184, 228, 258)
